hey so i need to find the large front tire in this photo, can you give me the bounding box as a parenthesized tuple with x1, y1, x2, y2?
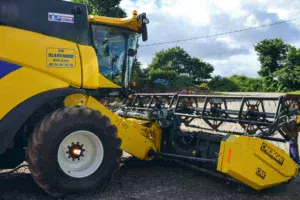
(26, 106, 121, 196)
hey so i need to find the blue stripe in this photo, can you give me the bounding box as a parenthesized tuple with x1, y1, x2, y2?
(0, 60, 21, 79)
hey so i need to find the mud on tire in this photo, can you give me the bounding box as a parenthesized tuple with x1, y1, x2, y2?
(26, 106, 122, 196)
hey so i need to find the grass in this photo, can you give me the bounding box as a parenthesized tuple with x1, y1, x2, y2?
(289, 90, 300, 94)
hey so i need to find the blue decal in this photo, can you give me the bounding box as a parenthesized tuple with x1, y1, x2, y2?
(48, 12, 74, 24)
(0, 60, 21, 79)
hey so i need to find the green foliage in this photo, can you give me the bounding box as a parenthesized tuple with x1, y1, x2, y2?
(199, 83, 210, 91)
(148, 46, 214, 84)
(254, 38, 300, 92)
(208, 75, 264, 92)
(135, 69, 193, 92)
(72, 0, 126, 17)
(175, 75, 193, 86)
(274, 47, 300, 91)
(131, 59, 146, 81)
(254, 38, 290, 77)
(190, 58, 214, 84)
(289, 90, 300, 94)
(260, 76, 278, 92)
(229, 75, 263, 92)
(149, 46, 190, 73)
(208, 76, 238, 92)
(149, 69, 178, 82)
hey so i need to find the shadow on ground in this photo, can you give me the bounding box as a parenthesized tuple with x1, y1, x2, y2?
(0, 159, 300, 200)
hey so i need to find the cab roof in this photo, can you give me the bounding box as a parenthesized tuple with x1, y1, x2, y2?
(88, 12, 142, 32)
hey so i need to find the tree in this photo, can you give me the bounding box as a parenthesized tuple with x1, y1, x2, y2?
(274, 46, 300, 91)
(254, 38, 290, 77)
(254, 38, 300, 92)
(149, 47, 191, 74)
(72, 0, 127, 17)
(149, 69, 179, 82)
(148, 46, 214, 84)
(190, 58, 214, 83)
(254, 38, 290, 92)
(131, 59, 145, 81)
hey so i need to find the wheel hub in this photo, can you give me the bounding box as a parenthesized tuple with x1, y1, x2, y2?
(66, 142, 85, 161)
(57, 130, 104, 178)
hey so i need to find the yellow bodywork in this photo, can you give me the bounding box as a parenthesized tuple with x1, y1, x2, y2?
(0, 10, 144, 119)
(0, 26, 122, 119)
(0, 10, 143, 119)
(64, 94, 161, 160)
(217, 135, 298, 190)
(88, 12, 142, 32)
(78, 44, 121, 89)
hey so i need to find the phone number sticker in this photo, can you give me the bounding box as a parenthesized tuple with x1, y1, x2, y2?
(47, 48, 76, 68)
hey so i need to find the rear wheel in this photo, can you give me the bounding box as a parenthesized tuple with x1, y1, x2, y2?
(26, 106, 121, 196)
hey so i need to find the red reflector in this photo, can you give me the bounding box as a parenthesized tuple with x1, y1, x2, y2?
(228, 148, 232, 164)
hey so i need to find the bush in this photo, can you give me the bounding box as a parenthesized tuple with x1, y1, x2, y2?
(208, 75, 266, 92)
(199, 83, 210, 90)
(134, 77, 150, 90)
(173, 75, 193, 86)
(229, 75, 263, 92)
(208, 76, 238, 92)
(149, 69, 178, 82)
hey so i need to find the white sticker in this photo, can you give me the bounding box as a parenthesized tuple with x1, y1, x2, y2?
(48, 12, 74, 24)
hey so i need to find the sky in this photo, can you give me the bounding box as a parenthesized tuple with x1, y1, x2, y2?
(119, 0, 300, 77)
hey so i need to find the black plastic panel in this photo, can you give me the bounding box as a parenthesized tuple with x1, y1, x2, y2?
(0, 88, 86, 155)
(0, 0, 89, 45)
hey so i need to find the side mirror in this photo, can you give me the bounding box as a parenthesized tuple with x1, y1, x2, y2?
(128, 49, 137, 57)
(142, 23, 148, 42)
(138, 13, 149, 42)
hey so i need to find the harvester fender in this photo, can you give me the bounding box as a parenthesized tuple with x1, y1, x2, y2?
(217, 134, 298, 190)
(0, 88, 85, 154)
(64, 94, 160, 160)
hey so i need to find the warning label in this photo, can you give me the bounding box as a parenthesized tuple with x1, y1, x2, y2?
(47, 48, 76, 68)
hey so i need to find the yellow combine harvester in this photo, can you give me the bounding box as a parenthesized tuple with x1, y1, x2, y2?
(0, 0, 299, 197)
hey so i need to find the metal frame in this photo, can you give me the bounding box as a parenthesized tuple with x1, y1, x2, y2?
(123, 93, 300, 141)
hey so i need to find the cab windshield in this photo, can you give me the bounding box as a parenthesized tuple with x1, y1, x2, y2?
(91, 24, 139, 86)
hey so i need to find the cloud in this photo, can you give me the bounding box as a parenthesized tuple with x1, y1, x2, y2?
(120, 0, 300, 77)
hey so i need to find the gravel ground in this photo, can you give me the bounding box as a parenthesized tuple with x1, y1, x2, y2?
(1, 92, 300, 200)
(1, 158, 300, 200)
